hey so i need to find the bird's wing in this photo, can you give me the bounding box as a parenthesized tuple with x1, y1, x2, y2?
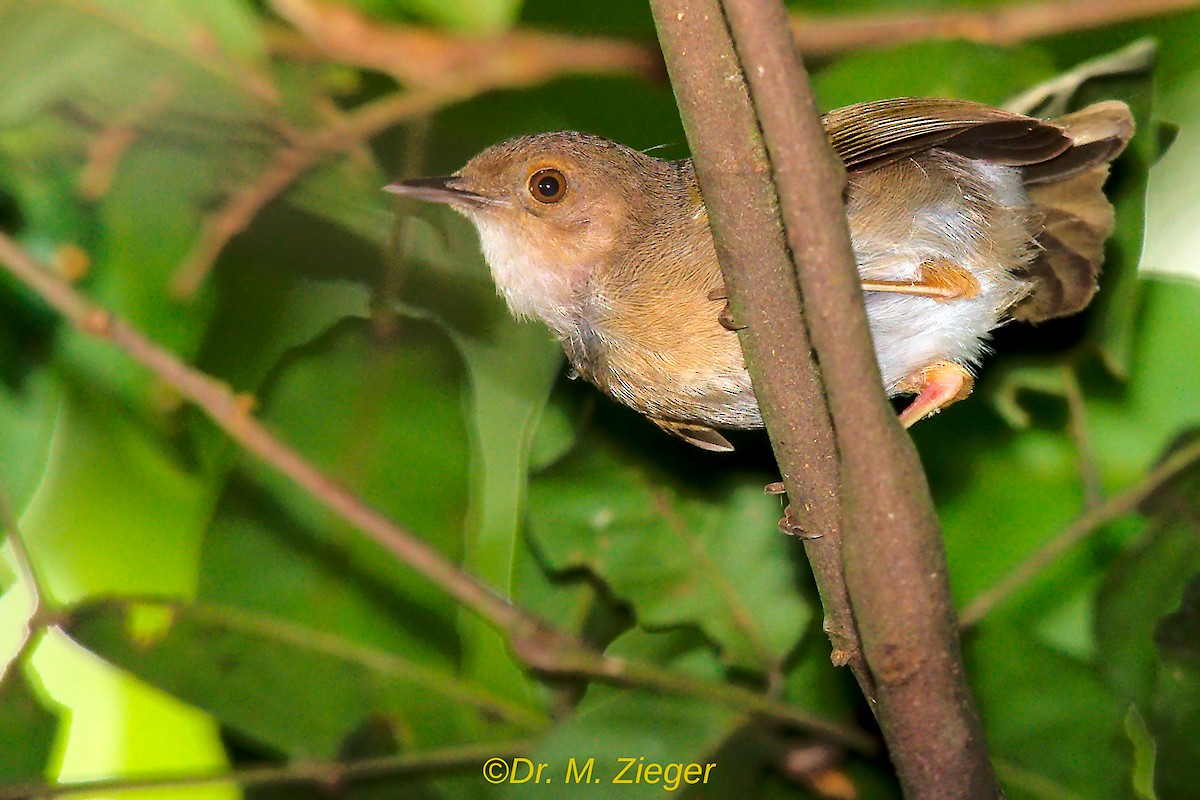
(822, 97, 1072, 171)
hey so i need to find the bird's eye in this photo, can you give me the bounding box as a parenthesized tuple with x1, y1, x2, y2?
(528, 168, 567, 204)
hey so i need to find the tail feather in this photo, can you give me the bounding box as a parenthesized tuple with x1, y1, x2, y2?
(1011, 101, 1134, 322)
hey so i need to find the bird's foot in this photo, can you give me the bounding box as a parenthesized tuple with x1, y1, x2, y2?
(778, 504, 822, 539)
(860, 259, 981, 302)
(707, 287, 746, 331)
(896, 360, 974, 428)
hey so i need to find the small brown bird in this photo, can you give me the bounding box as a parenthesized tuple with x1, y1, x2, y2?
(388, 98, 1133, 451)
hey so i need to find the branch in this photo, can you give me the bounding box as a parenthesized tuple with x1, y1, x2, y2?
(651, 0, 1001, 796)
(170, 0, 1198, 297)
(266, 0, 1200, 80)
(268, 0, 663, 88)
(960, 434, 1200, 627)
(0, 231, 873, 753)
(791, 0, 1200, 57)
(0, 740, 530, 800)
(648, 0, 869, 704)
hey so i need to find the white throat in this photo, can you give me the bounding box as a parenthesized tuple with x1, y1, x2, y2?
(469, 215, 582, 336)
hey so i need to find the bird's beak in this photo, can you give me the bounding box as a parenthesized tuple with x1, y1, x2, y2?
(384, 176, 489, 208)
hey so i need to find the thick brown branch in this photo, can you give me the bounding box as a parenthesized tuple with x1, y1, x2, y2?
(0, 232, 873, 752)
(647, 0, 871, 702)
(652, 0, 1001, 796)
(720, 3, 1001, 797)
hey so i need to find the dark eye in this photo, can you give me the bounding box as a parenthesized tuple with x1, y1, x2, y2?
(529, 168, 567, 203)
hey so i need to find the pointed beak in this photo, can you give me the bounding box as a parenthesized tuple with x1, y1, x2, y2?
(384, 176, 489, 208)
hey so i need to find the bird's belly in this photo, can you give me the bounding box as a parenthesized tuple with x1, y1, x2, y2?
(864, 279, 1018, 393)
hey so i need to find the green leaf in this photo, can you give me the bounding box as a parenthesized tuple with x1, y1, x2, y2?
(1096, 481, 1200, 704)
(20, 385, 210, 602)
(813, 41, 1057, 110)
(336, 0, 523, 34)
(503, 630, 739, 800)
(207, 316, 473, 665)
(1148, 575, 1200, 800)
(969, 622, 1132, 800)
(0, 667, 57, 781)
(0, 0, 285, 407)
(391, 207, 564, 705)
(63, 598, 541, 759)
(527, 431, 810, 673)
(0, 371, 60, 511)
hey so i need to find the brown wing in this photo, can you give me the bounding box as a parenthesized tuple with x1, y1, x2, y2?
(825, 97, 1135, 323)
(822, 97, 1072, 172)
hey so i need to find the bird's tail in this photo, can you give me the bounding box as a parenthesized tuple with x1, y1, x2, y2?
(1012, 100, 1135, 322)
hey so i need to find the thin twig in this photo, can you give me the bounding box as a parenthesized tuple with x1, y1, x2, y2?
(269, 0, 663, 87)
(170, 85, 477, 297)
(1062, 366, 1104, 509)
(0, 739, 531, 800)
(0, 231, 874, 752)
(265, 0, 1200, 78)
(960, 434, 1200, 627)
(0, 488, 46, 683)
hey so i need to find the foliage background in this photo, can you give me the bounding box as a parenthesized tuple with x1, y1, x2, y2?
(2, 0, 1200, 798)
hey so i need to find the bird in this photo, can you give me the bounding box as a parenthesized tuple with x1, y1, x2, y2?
(387, 97, 1134, 452)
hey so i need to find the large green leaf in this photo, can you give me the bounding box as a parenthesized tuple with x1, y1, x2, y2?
(1149, 575, 1200, 800)
(1096, 462, 1200, 704)
(64, 598, 541, 758)
(503, 629, 741, 800)
(527, 430, 811, 674)
(969, 622, 1133, 800)
(210, 316, 472, 661)
(0, 667, 57, 782)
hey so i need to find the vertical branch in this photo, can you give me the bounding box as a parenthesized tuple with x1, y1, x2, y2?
(651, 1, 1002, 797)
(647, 0, 872, 700)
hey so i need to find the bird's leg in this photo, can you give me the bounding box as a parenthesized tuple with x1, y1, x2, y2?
(896, 360, 974, 427)
(860, 259, 981, 302)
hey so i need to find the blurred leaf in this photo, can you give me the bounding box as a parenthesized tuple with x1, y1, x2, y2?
(1005, 39, 1156, 117)
(1148, 575, 1200, 800)
(63, 598, 539, 758)
(0, 667, 56, 781)
(0, 0, 284, 407)
(1125, 706, 1158, 800)
(206, 316, 474, 672)
(20, 385, 210, 602)
(813, 41, 1057, 109)
(505, 629, 740, 800)
(335, 0, 523, 34)
(969, 622, 1133, 800)
(1096, 466, 1200, 703)
(528, 431, 809, 673)
(391, 207, 564, 704)
(0, 371, 60, 511)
